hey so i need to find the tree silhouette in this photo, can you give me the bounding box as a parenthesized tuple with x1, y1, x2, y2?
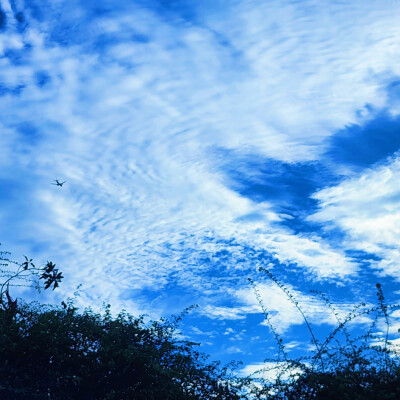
(0, 246, 244, 400)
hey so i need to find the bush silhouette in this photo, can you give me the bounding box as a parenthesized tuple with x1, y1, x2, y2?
(3, 245, 400, 399)
(0, 247, 244, 400)
(0, 301, 246, 399)
(247, 268, 400, 399)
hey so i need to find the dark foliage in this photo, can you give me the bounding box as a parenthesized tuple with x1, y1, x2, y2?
(0, 247, 244, 399)
(3, 245, 400, 399)
(0, 301, 244, 400)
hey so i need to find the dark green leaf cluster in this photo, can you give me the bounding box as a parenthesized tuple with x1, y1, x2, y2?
(0, 301, 245, 400)
(40, 261, 63, 290)
(1, 245, 64, 310)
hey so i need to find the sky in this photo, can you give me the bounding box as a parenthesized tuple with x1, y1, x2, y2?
(2, 0, 400, 370)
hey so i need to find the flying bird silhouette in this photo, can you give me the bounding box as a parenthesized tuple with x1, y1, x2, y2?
(51, 179, 66, 187)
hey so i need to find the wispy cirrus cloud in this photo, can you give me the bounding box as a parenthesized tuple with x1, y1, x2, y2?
(1, 0, 400, 363)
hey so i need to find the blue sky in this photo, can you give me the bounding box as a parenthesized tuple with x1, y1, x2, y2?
(2, 0, 400, 370)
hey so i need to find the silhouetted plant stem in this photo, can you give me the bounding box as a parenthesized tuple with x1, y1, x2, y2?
(311, 289, 357, 351)
(313, 301, 370, 368)
(258, 267, 324, 370)
(248, 277, 287, 361)
(376, 283, 390, 375)
(0, 245, 63, 313)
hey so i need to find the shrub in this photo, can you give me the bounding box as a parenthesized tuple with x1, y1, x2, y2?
(0, 247, 244, 400)
(0, 301, 246, 400)
(248, 268, 400, 399)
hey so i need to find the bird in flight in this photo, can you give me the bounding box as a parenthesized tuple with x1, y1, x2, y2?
(51, 179, 66, 187)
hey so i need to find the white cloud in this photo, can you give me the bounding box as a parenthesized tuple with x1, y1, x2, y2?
(238, 361, 303, 382)
(202, 0, 400, 155)
(235, 282, 336, 333)
(254, 231, 358, 279)
(226, 345, 243, 354)
(310, 156, 400, 279)
(201, 280, 368, 336)
(202, 305, 255, 321)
